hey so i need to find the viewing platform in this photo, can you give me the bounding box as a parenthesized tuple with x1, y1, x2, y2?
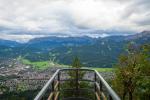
(34, 68, 120, 100)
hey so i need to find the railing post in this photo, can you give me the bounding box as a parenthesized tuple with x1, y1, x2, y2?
(109, 95, 113, 100)
(99, 80, 104, 99)
(58, 72, 60, 100)
(76, 69, 79, 96)
(52, 80, 55, 100)
(94, 72, 97, 100)
(100, 80, 102, 91)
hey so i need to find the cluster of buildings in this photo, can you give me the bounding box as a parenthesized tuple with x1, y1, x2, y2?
(0, 59, 58, 93)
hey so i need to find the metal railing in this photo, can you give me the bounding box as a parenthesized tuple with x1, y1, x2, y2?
(34, 68, 120, 100)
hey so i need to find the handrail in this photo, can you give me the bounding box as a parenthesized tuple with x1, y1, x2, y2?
(95, 70, 120, 100)
(59, 68, 95, 71)
(34, 68, 120, 100)
(34, 69, 60, 100)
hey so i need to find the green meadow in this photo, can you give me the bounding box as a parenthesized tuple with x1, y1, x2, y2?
(91, 67, 114, 72)
(21, 59, 50, 70)
(20, 58, 114, 71)
(21, 58, 69, 70)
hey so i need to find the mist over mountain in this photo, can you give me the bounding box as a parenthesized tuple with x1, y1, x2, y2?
(0, 31, 149, 67)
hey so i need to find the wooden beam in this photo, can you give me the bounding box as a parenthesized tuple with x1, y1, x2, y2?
(101, 92, 107, 100)
(54, 92, 60, 100)
(54, 81, 59, 90)
(47, 92, 53, 100)
(95, 92, 100, 100)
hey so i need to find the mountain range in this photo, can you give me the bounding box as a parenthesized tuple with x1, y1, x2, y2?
(0, 31, 149, 67)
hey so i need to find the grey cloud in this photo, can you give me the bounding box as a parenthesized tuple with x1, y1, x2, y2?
(0, 0, 150, 41)
(135, 16, 150, 26)
(122, 0, 150, 18)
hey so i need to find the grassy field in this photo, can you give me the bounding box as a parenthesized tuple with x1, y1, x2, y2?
(20, 58, 114, 71)
(21, 59, 50, 70)
(91, 67, 114, 72)
(20, 58, 69, 70)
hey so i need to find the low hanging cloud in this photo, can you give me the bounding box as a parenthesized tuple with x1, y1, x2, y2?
(0, 0, 150, 41)
(0, 34, 47, 43)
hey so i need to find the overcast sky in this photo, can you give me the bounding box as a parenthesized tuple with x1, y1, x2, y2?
(0, 0, 150, 42)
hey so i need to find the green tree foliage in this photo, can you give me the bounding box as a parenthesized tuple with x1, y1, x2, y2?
(136, 44, 150, 99)
(61, 57, 83, 97)
(61, 57, 94, 99)
(72, 56, 82, 68)
(16, 82, 27, 92)
(112, 43, 150, 100)
(0, 85, 9, 94)
(68, 56, 84, 81)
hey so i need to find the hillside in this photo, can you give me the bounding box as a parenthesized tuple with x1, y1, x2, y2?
(0, 31, 149, 67)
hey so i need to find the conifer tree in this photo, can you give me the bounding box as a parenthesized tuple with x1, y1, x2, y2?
(61, 56, 83, 97)
(61, 57, 94, 99)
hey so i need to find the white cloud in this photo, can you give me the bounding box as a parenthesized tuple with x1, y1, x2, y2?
(0, 0, 149, 41)
(0, 34, 47, 43)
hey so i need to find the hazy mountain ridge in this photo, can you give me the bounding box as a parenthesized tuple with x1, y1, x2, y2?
(125, 30, 150, 40)
(0, 31, 149, 67)
(26, 36, 97, 50)
(0, 39, 20, 47)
